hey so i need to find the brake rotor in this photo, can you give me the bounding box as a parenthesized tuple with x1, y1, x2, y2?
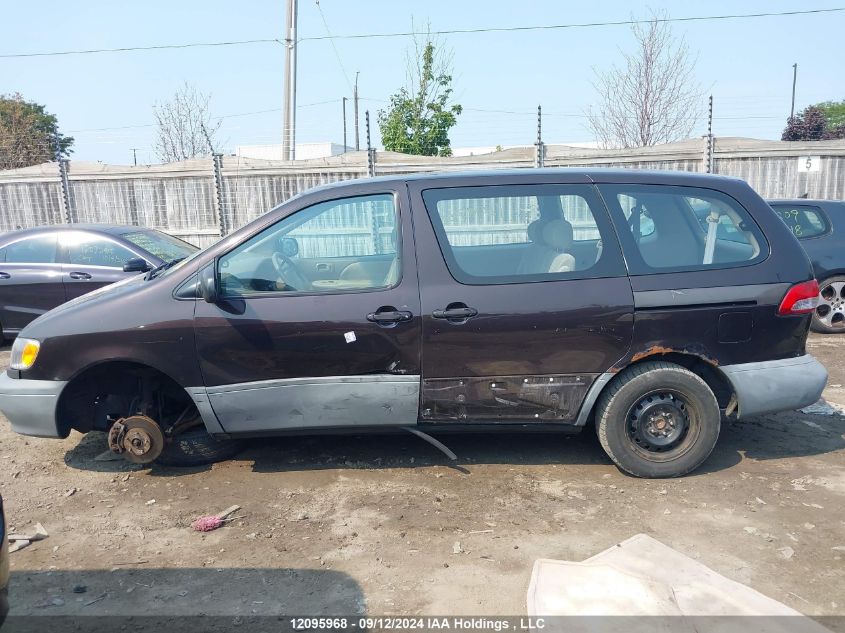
(108, 415, 165, 464)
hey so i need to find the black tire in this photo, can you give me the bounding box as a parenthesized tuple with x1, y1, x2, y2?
(595, 361, 720, 478)
(811, 275, 845, 334)
(155, 428, 245, 467)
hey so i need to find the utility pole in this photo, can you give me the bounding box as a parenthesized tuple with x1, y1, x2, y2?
(354, 71, 360, 151)
(131, 148, 138, 166)
(790, 63, 798, 119)
(282, 0, 298, 160)
(342, 97, 348, 153)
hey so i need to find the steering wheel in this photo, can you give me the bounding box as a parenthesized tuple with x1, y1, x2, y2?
(271, 252, 311, 291)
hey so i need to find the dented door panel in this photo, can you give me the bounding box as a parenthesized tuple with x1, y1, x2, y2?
(421, 374, 596, 422)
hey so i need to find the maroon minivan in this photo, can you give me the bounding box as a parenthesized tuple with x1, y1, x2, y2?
(0, 170, 828, 477)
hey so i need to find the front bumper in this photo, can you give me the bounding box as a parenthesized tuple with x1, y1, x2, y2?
(0, 372, 68, 438)
(722, 354, 827, 418)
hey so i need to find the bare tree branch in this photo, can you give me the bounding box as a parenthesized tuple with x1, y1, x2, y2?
(153, 82, 221, 162)
(586, 10, 703, 148)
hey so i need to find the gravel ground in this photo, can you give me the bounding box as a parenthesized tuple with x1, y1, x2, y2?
(1, 334, 844, 620)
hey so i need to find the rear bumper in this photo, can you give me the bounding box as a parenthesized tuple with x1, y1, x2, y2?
(722, 354, 827, 418)
(0, 373, 68, 438)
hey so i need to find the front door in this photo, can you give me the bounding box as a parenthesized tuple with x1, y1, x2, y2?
(193, 188, 421, 434)
(408, 175, 634, 423)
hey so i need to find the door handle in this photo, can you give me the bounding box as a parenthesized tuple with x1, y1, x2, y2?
(0, 272, 9, 280)
(367, 307, 413, 324)
(432, 304, 478, 321)
(315, 263, 332, 272)
(69, 271, 92, 280)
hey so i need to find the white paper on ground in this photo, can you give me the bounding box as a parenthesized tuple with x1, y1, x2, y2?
(527, 534, 830, 633)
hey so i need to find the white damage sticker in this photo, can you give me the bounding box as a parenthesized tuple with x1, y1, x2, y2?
(344, 331, 357, 344)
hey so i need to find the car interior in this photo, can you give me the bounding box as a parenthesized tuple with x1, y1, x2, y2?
(614, 190, 762, 269)
(218, 197, 400, 295)
(439, 194, 603, 279)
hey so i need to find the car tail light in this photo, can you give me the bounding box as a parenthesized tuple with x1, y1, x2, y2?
(778, 280, 820, 315)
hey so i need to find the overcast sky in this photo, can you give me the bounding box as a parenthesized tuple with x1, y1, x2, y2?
(3, 0, 844, 164)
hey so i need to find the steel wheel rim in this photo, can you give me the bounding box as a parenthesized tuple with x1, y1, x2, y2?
(625, 389, 699, 462)
(816, 281, 845, 330)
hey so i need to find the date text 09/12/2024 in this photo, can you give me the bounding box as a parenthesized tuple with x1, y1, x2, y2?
(289, 617, 546, 631)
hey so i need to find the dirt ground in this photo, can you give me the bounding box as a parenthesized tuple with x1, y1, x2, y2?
(1, 334, 844, 620)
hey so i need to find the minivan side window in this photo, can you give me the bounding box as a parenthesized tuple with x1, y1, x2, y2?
(598, 185, 767, 275)
(218, 193, 399, 296)
(769, 204, 829, 239)
(64, 234, 137, 268)
(4, 235, 57, 263)
(422, 184, 625, 285)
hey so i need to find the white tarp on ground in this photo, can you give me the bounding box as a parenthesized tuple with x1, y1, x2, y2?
(527, 534, 830, 633)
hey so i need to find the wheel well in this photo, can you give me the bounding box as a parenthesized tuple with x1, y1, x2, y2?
(624, 352, 735, 410)
(583, 352, 735, 428)
(56, 361, 195, 436)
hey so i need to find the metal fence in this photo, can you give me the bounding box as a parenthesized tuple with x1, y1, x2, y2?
(0, 137, 843, 248)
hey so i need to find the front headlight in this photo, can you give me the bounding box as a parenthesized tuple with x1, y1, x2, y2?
(10, 338, 40, 370)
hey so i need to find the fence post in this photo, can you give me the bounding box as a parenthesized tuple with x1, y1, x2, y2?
(704, 95, 714, 173)
(55, 135, 73, 224)
(534, 105, 545, 168)
(211, 153, 227, 237)
(366, 110, 376, 177)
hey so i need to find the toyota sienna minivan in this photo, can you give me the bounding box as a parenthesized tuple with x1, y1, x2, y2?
(0, 169, 828, 478)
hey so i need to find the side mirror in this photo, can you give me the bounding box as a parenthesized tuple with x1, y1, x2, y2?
(123, 258, 151, 273)
(198, 263, 219, 303)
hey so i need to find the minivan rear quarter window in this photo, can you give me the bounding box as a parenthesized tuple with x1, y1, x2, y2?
(599, 184, 768, 275)
(422, 184, 625, 284)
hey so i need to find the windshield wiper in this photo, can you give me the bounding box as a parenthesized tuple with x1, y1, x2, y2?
(145, 257, 185, 280)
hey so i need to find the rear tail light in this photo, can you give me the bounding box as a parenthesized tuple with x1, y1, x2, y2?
(778, 280, 820, 315)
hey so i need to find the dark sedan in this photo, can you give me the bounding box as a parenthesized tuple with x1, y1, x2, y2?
(0, 225, 197, 340)
(767, 199, 845, 333)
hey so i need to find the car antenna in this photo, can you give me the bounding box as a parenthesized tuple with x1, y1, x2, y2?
(402, 427, 457, 461)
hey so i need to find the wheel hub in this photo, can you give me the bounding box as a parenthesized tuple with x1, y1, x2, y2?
(628, 392, 690, 451)
(817, 281, 845, 330)
(108, 415, 165, 464)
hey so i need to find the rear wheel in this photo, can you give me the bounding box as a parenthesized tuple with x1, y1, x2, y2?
(811, 275, 845, 334)
(595, 361, 720, 478)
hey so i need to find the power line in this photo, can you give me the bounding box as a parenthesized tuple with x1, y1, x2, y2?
(1, 8, 841, 59)
(0, 38, 280, 59)
(298, 7, 845, 41)
(67, 99, 342, 134)
(314, 0, 353, 92)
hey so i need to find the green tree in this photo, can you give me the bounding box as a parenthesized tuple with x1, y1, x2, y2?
(816, 100, 845, 133)
(378, 39, 462, 156)
(0, 93, 73, 170)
